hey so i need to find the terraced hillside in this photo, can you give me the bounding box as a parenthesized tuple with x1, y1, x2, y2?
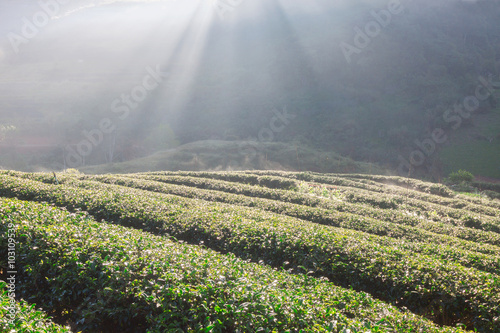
(0, 170, 499, 332)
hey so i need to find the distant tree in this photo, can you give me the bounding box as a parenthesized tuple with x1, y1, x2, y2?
(446, 170, 474, 184)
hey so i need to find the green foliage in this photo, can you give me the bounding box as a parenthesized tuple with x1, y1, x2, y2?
(64, 168, 82, 175)
(447, 170, 474, 184)
(0, 282, 71, 333)
(483, 190, 500, 200)
(0, 198, 463, 333)
(0, 171, 499, 331)
(472, 181, 500, 195)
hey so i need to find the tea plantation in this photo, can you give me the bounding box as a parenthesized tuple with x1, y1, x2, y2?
(0, 170, 499, 332)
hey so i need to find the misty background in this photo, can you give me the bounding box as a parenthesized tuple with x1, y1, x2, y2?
(1, 0, 499, 179)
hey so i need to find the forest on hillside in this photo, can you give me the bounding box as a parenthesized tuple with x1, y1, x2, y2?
(0, 0, 499, 178)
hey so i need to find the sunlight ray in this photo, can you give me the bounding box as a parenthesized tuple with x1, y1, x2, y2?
(156, 0, 218, 116)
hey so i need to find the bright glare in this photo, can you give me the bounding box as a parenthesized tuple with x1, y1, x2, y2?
(1, 0, 499, 179)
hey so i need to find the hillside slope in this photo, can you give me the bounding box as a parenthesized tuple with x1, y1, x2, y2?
(78, 140, 386, 175)
(1, 0, 500, 178)
(1, 169, 499, 331)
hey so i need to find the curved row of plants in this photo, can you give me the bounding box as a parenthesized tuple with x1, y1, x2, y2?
(84, 174, 500, 254)
(110, 173, 500, 247)
(146, 170, 452, 201)
(0, 197, 463, 333)
(251, 170, 457, 197)
(192, 170, 500, 213)
(7, 171, 500, 256)
(0, 174, 499, 331)
(7, 170, 497, 228)
(301, 175, 500, 215)
(273, 171, 500, 211)
(249, 171, 454, 197)
(142, 171, 500, 225)
(303, 184, 500, 232)
(334, 172, 500, 197)
(0, 282, 71, 333)
(472, 180, 500, 195)
(143, 171, 299, 190)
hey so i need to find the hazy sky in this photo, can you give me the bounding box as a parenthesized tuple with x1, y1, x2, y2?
(0, 0, 487, 122)
(0, 0, 327, 122)
(0, 0, 487, 126)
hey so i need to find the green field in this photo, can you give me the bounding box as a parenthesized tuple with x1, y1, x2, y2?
(1, 170, 499, 332)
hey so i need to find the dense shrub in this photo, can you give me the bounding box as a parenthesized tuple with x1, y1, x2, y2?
(447, 170, 474, 184)
(0, 198, 465, 333)
(0, 282, 71, 333)
(1, 174, 499, 331)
